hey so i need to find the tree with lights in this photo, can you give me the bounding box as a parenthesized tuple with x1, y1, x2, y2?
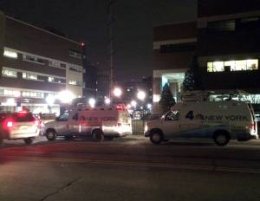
(183, 56, 203, 91)
(159, 83, 176, 113)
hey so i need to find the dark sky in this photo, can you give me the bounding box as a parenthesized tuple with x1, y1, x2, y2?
(0, 0, 197, 81)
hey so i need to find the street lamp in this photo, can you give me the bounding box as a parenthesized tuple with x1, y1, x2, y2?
(104, 96, 111, 105)
(113, 87, 122, 98)
(88, 98, 96, 108)
(137, 90, 146, 132)
(137, 90, 146, 101)
(57, 90, 76, 104)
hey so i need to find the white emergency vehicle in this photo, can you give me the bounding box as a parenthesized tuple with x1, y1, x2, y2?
(145, 100, 258, 146)
(44, 104, 132, 141)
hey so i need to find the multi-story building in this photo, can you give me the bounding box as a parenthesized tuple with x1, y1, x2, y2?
(153, 0, 260, 110)
(197, 0, 260, 103)
(0, 11, 84, 115)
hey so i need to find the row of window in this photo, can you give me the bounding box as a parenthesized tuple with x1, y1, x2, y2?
(207, 59, 258, 72)
(0, 88, 46, 99)
(207, 16, 260, 32)
(3, 48, 83, 72)
(2, 67, 82, 86)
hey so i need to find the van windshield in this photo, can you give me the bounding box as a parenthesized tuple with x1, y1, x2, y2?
(57, 112, 69, 121)
(164, 110, 180, 121)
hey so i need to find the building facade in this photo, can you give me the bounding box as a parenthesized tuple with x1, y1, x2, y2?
(153, 0, 260, 109)
(0, 12, 84, 115)
(197, 0, 260, 103)
(152, 22, 197, 108)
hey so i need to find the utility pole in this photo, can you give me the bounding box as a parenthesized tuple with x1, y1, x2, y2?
(107, 0, 115, 102)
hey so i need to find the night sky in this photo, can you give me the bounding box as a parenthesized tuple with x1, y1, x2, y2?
(0, 0, 196, 81)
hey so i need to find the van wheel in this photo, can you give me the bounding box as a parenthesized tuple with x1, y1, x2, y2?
(150, 130, 163, 144)
(213, 131, 230, 146)
(24, 137, 33, 145)
(92, 129, 104, 142)
(46, 129, 57, 141)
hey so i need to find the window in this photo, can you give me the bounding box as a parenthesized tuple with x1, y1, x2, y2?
(22, 91, 44, 98)
(207, 20, 236, 32)
(160, 43, 196, 53)
(2, 67, 18, 78)
(68, 80, 82, 86)
(207, 59, 258, 72)
(60, 63, 66, 68)
(69, 49, 82, 59)
(48, 76, 66, 84)
(164, 110, 179, 121)
(3, 49, 18, 59)
(23, 54, 45, 65)
(22, 72, 38, 80)
(4, 89, 20, 97)
(48, 60, 60, 68)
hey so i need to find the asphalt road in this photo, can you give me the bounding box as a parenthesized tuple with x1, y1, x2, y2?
(1, 135, 260, 201)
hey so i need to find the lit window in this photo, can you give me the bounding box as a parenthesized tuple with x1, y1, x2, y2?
(2, 68, 18, 78)
(224, 61, 235, 71)
(235, 60, 247, 71)
(4, 89, 20, 97)
(48, 77, 54, 82)
(207, 62, 213, 72)
(247, 59, 258, 70)
(3, 50, 18, 59)
(207, 59, 259, 72)
(22, 72, 37, 80)
(212, 61, 224, 72)
(22, 91, 44, 98)
(69, 80, 77, 85)
(68, 80, 81, 86)
(48, 76, 66, 84)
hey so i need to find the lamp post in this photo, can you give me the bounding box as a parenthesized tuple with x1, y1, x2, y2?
(137, 90, 146, 132)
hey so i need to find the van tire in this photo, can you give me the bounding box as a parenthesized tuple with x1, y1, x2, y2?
(46, 129, 57, 141)
(24, 137, 33, 144)
(213, 130, 230, 146)
(150, 129, 163, 144)
(92, 129, 104, 142)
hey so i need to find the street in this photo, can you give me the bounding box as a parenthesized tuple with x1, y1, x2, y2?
(1, 135, 260, 201)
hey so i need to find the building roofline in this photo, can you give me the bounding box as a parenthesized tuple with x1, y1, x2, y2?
(6, 15, 82, 46)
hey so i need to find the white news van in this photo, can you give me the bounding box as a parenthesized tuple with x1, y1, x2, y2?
(145, 100, 258, 146)
(44, 104, 132, 141)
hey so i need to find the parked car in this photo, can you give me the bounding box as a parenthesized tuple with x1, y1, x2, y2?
(0, 111, 41, 144)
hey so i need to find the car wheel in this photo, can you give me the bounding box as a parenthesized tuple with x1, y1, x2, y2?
(213, 130, 230, 146)
(24, 137, 33, 145)
(92, 129, 104, 142)
(150, 130, 163, 144)
(46, 129, 57, 141)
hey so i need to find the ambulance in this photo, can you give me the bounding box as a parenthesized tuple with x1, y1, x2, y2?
(145, 100, 258, 146)
(44, 104, 132, 141)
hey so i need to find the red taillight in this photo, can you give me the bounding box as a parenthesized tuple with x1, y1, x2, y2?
(247, 123, 256, 131)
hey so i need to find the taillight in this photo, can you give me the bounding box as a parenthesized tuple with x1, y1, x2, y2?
(247, 123, 255, 131)
(3, 118, 14, 129)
